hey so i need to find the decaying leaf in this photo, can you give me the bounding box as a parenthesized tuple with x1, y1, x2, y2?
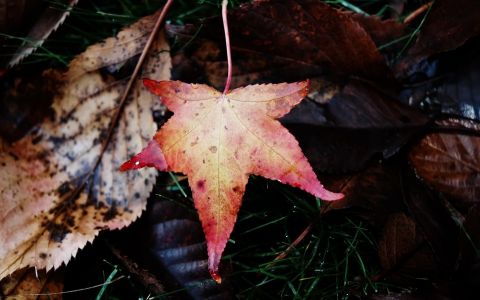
(409, 121, 480, 211)
(400, 168, 460, 271)
(112, 197, 234, 299)
(398, 0, 480, 75)
(0, 0, 43, 33)
(284, 80, 427, 172)
(350, 13, 408, 49)
(401, 47, 480, 122)
(121, 80, 343, 281)
(378, 213, 434, 275)
(321, 163, 405, 227)
(377, 212, 440, 282)
(171, 0, 394, 89)
(0, 71, 57, 142)
(0, 12, 171, 279)
(6, 0, 79, 68)
(1, 268, 63, 300)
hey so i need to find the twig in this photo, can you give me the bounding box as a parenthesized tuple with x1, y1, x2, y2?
(106, 241, 165, 294)
(275, 223, 314, 261)
(222, 0, 232, 94)
(404, 1, 433, 24)
(98, 0, 173, 170)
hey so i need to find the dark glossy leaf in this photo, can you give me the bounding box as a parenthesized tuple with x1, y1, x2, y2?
(7, 0, 79, 67)
(321, 162, 405, 227)
(459, 204, 480, 271)
(399, 169, 459, 272)
(350, 13, 408, 50)
(323, 160, 459, 276)
(409, 120, 480, 212)
(401, 44, 480, 121)
(398, 0, 480, 75)
(172, 0, 394, 88)
(1, 268, 63, 300)
(110, 193, 233, 300)
(378, 213, 438, 281)
(283, 80, 427, 172)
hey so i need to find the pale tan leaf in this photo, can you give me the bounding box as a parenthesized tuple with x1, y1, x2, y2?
(67, 11, 160, 80)
(0, 12, 171, 280)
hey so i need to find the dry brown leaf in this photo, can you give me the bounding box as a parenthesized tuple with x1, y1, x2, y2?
(1, 268, 63, 300)
(397, 0, 480, 75)
(169, 0, 394, 90)
(378, 213, 437, 278)
(0, 12, 171, 280)
(379, 213, 419, 270)
(350, 13, 407, 49)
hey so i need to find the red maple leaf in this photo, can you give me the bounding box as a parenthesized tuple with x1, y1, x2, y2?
(121, 79, 343, 282)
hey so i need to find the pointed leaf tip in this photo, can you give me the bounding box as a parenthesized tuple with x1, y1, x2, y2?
(120, 140, 167, 171)
(210, 270, 222, 284)
(318, 189, 344, 201)
(143, 78, 160, 94)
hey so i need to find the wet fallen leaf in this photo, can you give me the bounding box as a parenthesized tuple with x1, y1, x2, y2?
(321, 163, 405, 227)
(409, 120, 480, 212)
(5, 0, 79, 68)
(0, 0, 43, 34)
(378, 213, 437, 279)
(397, 0, 480, 75)
(0, 12, 170, 279)
(284, 80, 427, 172)
(0, 71, 57, 141)
(170, 0, 394, 89)
(400, 168, 459, 271)
(121, 79, 343, 281)
(350, 13, 408, 49)
(322, 160, 459, 275)
(113, 196, 234, 299)
(401, 44, 480, 121)
(1, 268, 63, 300)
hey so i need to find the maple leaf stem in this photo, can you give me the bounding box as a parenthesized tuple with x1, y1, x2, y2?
(221, 0, 232, 94)
(403, 1, 433, 24)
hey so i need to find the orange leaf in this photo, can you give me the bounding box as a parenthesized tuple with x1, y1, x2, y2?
(121, 79, 343, 282)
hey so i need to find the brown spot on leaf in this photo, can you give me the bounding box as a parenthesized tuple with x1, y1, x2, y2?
(209, 146, 217, 153)
(46, 222, 71, 243)
(103, 206, 119, 222)
(57, 182, 71, 197)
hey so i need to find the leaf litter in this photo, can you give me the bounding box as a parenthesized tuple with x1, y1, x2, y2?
(1, 0, 480, 298)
